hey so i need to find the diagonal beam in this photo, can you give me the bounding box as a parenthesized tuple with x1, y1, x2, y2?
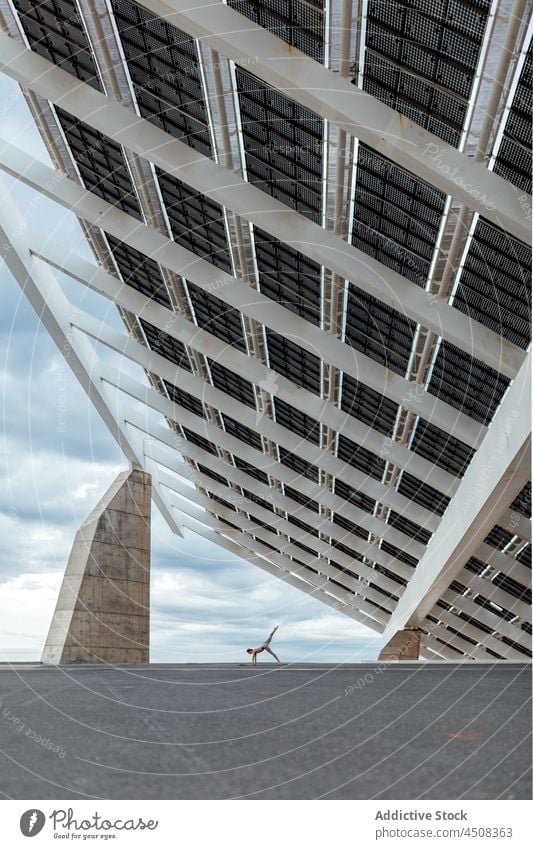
(157, 468, 398, 613)
(0, 179, 182, 536)
(0, 29, 527, 379)
(382, 350, 532, 641)
(166, 508, 384, 633)
(32, 237, 458, 494)
(90, 346, 440, 532)
(128, 412, 423, 569)
(0, 142, 487, 449)
(130, 0, 531, 244)
(144, 432, 423, 568)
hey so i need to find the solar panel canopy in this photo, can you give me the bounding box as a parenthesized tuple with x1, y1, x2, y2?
(0, 0, 531, 661)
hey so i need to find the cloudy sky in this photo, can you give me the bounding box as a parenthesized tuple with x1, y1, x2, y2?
(0, 72, 382, 664)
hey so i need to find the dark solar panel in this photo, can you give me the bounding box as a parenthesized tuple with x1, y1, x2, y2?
(106, 236, 172, 309)
(164, 380, 206, 420)
(140, 319, 191, 372)
(273, 398, 320, 445)
(511, 482, 531, 518)
(56, 110, 141, 218)
(410, 418, 475, 477)
(254, 228, 321, 325)
(491, 572, 531, 605)
(242, 489, 276, 513)
(287, 514, 319, 537)
(283, 486, 319, 513)
(13, 0, 102, 90)
(452, 219, 531, 348)
(516, 545, 531, 569)
(427, 341, 510, 425)
(279, 448, 319, 482)
(397, 470, 450, 516)
(157, 170, 232, 272)
(111, 0, 212, 156)
(181, 427, 217, 455)
(341, 375, 399, 436)
(187, 285, 246, 351)
(197, 464, 229, 487)
(228, 0, 324, 61)
(266, 331, 321, 394)
(334, 479, 376, 515)
(337, 434, 386, 481)
(387, 510, 432, 544)
(345, 287, 416, 374)
(332, 513, 369, 542)
(364, 0, 490, 144)
(208, 361, 256, 408)
(493, 41, 532, 194)
(380, 539, 418, 569)
(484, 525, 514, 550)
(222, 414, 263, 450)
(235, 69, 323, 223)
(234, 456, 269, 484)
(352, 145, 446, 287)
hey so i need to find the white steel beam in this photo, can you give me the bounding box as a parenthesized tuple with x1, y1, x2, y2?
(128, 0, 531, 244)
(0, 30, 527, 380)
(0, 142, 487, 450)
(127, 411, 422, 573)
(0, 180, 183, 536)
(32, 237, 457, 494)
(74, 307, 443, 531)
(144, 438, 422, 570)
(162, 487, 390, 626)
(476, 542, 531, 588)
(166, 508, 384, 633)
(437, 589, 531, 652)
(155, 460, 404, 596)
(157, 468, 397, 613)
(382, 351, 532, 640)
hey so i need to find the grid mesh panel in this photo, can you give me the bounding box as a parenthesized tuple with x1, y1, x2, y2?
(341, 375, 399, 437)
(111, 0, 212, 156)
(266, 331, 321, 394)
(345, 287, 416, 374)
(187, 286, 246, 351)
(410, 418, 475, 476)
(13, 0, 102, 90)
(351, 146, 446, 287)
(140, 319, 191, 372)
(106, 236, 172, 309)
(427, 342, 510, 426)
(364, 0, 491, 144)
(228, 0, 324, 61)
(493, 40, 532, 194)
(157, 170, 232, 273)
(254, 228, 321, 325)
(56, 110, 141, 218)
(236, 69, 323, 223)
(452, 219, 531, 348)
(273, 398, 320, 445)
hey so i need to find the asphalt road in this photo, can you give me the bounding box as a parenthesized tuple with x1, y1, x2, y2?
(0, 663, 530, 799)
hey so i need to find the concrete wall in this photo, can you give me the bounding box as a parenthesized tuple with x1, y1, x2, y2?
(42, 467, 151, 664)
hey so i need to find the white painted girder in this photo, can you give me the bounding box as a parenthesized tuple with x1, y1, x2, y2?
(75, 308, 442, 531)
(126, 410, 421, 576)
(383, 351, 532, 641)
(0, 31, 526, 380)
(437, 589, 531, 651)
(168, 505, 384, 633)
(31, 237, 459, 494)
(146, 446, 405, 596)
(143, 438, 422, 569)
(132, 0, 532, 244)
(0, 179, 183, 537)
(157, 467, 398, 613)
(0, 142, 488, 450)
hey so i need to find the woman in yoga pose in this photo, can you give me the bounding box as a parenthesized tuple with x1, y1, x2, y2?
(246, 626, 281, 665)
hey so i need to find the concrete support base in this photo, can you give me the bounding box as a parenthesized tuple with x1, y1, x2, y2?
(378, 629, 422, 661)
(42, 467, 151, 664)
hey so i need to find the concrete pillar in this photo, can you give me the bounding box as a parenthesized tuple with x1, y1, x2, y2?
(378, 628, 421, 661)
(42, 467, 151, 664)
